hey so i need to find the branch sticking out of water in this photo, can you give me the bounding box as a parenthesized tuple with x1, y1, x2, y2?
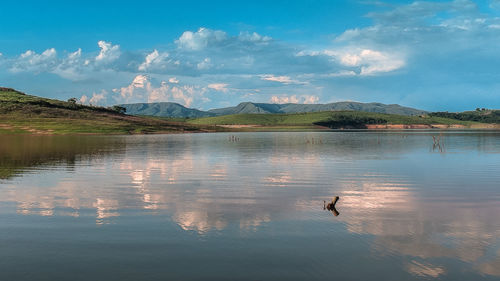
(324, 196, 340, 216)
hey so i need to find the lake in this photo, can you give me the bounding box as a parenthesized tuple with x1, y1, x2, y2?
(1, 131, 499, 281)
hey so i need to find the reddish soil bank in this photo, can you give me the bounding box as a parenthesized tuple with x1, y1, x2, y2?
(365, 124, 467, 129)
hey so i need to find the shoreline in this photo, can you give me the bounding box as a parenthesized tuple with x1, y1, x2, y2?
(1, 122, 499, 136)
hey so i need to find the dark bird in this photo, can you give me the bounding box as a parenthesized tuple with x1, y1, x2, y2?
(324, 196, 340, 216)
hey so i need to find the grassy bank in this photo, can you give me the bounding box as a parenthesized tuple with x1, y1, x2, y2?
(187, 111, 481, 128)
(0, 88, 220, 134)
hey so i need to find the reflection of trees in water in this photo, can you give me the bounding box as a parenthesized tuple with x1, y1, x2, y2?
(1, 132, 500, 277)
(0, 135, 280, 231)
(2, 132, 498, 180)
(215, 131, 500, 161)
(0, 135, 127, 179)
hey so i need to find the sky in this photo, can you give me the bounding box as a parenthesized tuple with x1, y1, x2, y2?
(1, 0, 500, 111)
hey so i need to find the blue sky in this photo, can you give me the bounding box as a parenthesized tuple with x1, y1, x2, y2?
(1, 0, 500, 111)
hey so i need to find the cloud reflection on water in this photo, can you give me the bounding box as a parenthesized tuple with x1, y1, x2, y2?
(1, 133, 500, 278)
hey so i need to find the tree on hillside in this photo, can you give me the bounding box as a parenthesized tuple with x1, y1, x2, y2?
(67, 98, 78, 109)
(111, 105, 127, 114)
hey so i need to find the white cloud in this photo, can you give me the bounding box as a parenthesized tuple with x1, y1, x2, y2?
(322, 49, 405, 76)
(10, 48, 58, 73)
(260, 74, 305, 84)
(88, 90, 107, 105)
(271, 95, 298, 104)
(208, 83, 228, 92)
(324, 70, 357, 77)
(52, 48, 85, 80)
(270, 94, 319, 104)
(3, 28, 324, 79)
(138, 49, 169, 71)
(3, 3, 500, 111)
(170, 85, 195, 107)
(79, 95, 88, 104)
(110, 75, 203, 107)
(176, 27, 227, 50)
(131, 74, 149, 88)
(7, 40, 123, 79)
(113, 74, 149, 101)
(95, 41, 120, 64)
(303, 95, 320, 104)
(238, 31, 272, 42)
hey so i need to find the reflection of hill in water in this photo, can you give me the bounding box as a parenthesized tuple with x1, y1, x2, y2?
(0, 135, 127, 179)
(2, 132, 499, 180)
(1, 132, 500, 277)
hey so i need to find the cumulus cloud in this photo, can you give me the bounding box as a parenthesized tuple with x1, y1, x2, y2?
(3, 28, 332, 79)
(238, 31, 272, 42)
(89, 90, 107, 105)
(7, 41, 122, 80)
(95, 41, 120, 64)
(326, 49, 405, 75)
(270, 94, 319, 104)
(108, 74, 204, 107)
(299, 48, 405, 76)
(52, 48, 86, 80)
(78, 90, 108, 106)
(138, 49, 169, 71)
(176, 27, 227, 50)
(10, 48, 58, 73)
(79, 95, 88, 104)
(4, 2, 500, 111)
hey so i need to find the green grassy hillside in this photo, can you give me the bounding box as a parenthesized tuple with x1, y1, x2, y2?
(187, 111, 479, 128)
(0, 88, 217, 134)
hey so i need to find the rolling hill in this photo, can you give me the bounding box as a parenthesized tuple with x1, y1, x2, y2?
(119, 102, 215, 118)
(0, 87, 216, 134)
(119, 101, 427, 118)
(208, 102, 427, 116)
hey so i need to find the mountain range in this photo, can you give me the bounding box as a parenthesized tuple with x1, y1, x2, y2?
(118, 102, 214, 118)
(120, 101, 427, 118)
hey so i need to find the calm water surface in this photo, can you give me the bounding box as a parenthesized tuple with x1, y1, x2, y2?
(0, 132, 499, 280)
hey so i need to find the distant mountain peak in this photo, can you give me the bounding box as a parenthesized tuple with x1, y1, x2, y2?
(119, 102, 215, 118)
(119, 101, 427, 118)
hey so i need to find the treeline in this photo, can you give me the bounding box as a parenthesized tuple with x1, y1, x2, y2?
(314, 115, 387, 129)
(429, 110, 500, 124)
